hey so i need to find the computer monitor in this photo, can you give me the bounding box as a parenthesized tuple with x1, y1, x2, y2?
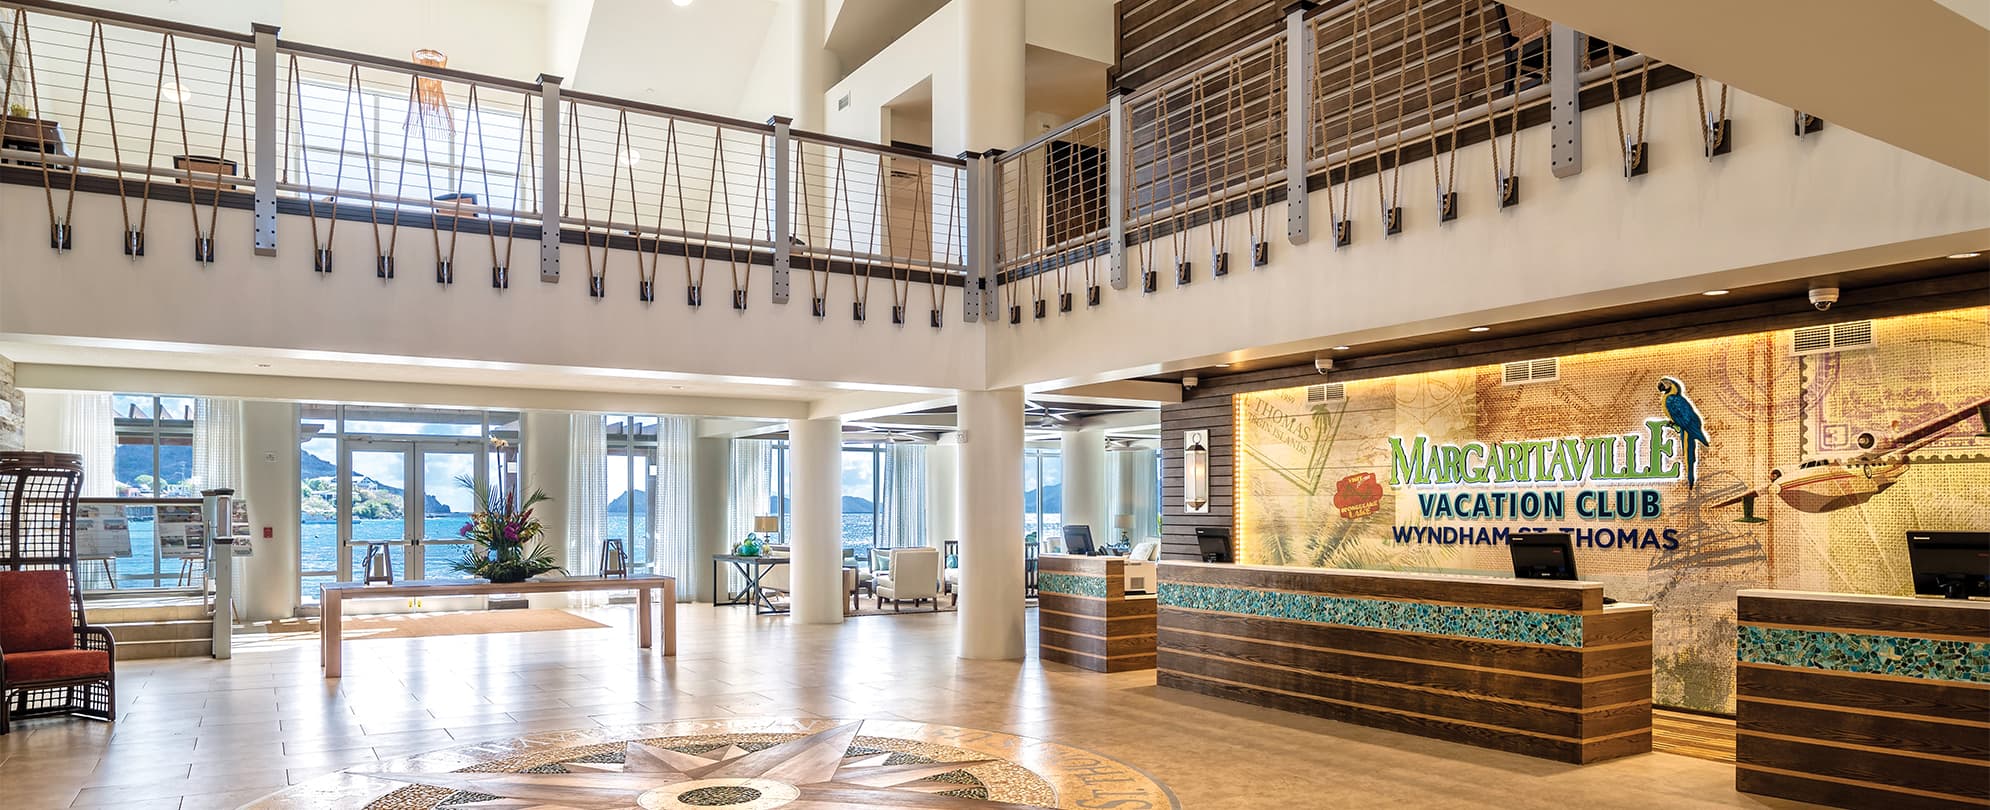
(1907, 531, 1990, 600)
(1510, 533, 1578, 580)
(1196, 527, 1232, 563)
(1061, 525, 1095, 556)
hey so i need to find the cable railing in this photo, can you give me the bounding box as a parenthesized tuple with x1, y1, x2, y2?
(993, 106, 1111, 322)
(0, 0, 969, 326)
(4, 0, 1723, 336)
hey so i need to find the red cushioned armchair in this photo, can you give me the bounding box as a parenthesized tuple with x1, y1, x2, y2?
(0, 452, 115, 735)
(0, 570, 116, 734)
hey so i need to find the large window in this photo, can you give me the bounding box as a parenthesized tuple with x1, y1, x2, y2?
(1024, 447, 1062, 544)
(748, 439, 898, 550)
(297, 405, 521, 603)
(111, 394, 196, 497)
(605, 415, 659, 568)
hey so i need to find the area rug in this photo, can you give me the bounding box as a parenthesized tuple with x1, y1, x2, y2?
(1653, 708, 1737, 763)
(266, 608, 608, 639)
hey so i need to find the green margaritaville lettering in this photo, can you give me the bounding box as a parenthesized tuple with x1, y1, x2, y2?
(1389, 419, 1680, 487)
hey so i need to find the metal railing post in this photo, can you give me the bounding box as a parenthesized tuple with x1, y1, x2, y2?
(768, 115, 793, 304)
(1284, 2, 1316, 245)
(960, 150, 990, 323)
(1550, 24, 1583, 178)
(538, 74, 563, 282)
(252, 22, 278, 257)
(1107, 91, 1128, 289)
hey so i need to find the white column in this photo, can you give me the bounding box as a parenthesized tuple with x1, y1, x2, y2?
(925, 436, 960, 544)
(1060, 427, 1106, 538)
(692, 433, 731, 603)
(788, 0, 833, 130)
(954, 0, 1026, 151)
(957, 388, 1024, 659)
(238, 400, 298, 621)
(789, 416, 844, 623)
(522, 411, 572, 574)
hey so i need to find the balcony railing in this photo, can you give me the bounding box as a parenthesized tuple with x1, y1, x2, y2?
(0, 0, 969, 326)
(3, 0, 1713, 336)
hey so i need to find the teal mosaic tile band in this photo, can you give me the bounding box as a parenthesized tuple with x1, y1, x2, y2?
(1038, 572, 1108, 599)
(1737, 625, 1990, 684)
(1158, 582, 1584, 647)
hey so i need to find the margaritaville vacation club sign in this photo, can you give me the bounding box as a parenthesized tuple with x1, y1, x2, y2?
(1379, 378, 1712, 553)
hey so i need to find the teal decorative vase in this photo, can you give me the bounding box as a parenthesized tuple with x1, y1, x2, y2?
(738, 536, 764, 557)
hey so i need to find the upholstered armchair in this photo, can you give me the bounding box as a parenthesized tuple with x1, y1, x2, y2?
(0, 570, 116, 734)
(940, 540, 960, 606)
(874, 547, 941, 612)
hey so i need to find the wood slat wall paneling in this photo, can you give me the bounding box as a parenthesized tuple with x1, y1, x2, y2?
(1156, 561, 1653, 763)
(1037, 555, 1159, 672)
(1733, 590, 1990, 809)
(1113, 0, 1286, 94)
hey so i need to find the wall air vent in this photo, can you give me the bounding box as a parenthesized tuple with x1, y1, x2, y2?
(1501, 357, 1559, 385)
(1305, 383, 1345, 404)
(837, 93, 851, 111)
(1792, 320, 1875, 356)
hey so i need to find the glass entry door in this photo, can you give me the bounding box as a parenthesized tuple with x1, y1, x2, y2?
(340, 439, 486, 583)
(415, 446, 482, 580)
(342, 442, 413, 583)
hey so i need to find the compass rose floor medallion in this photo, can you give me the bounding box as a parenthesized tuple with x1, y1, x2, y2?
(245, 717, 1179, 810)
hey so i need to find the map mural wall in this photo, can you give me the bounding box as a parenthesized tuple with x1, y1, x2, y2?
(1232, 307, 1990, 713)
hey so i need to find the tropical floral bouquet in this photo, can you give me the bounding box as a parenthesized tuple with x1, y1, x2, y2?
(449, 472, 562, 583)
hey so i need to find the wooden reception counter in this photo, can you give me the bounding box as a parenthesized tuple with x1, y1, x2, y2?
(1734, 589, 1989, 809)
(1155, 561, 1653, 763)
(1037, 554, 1158, 672)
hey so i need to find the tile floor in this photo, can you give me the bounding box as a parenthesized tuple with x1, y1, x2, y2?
(0, 605, 1809, 809)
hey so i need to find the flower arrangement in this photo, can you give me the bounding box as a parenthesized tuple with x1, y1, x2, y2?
(448, 449, 561, 583)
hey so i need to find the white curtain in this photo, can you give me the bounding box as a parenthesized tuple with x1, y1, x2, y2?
(649, 416, 695, 602)
(566, 414, 608, 583)
(1108, 447, 1159, 542)
(46, 392, 116, 497)
(878, 443, 928, 548)
(191, 397, 242, 493)
(726, 439, 779, 598)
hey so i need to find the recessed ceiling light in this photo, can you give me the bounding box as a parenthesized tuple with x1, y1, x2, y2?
(672, 0, 692, 6)
(1468, 326, 1490, 333)
(1948, 252, 1982, 259)
(1331, 345, 1350, 351)
(256, 363, 272, 368)
(1701, 289, 1729, 296)
(617, 148, 641, 167)
(1215, 363, 1231, 368)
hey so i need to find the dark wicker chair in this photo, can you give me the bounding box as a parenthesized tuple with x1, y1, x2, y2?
(0, 452, 115, 735)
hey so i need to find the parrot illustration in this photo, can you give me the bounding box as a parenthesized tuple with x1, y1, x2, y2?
(1658, 376, 1710, 489)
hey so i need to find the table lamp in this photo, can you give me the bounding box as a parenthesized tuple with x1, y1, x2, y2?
(1114, 513, 1134, 545)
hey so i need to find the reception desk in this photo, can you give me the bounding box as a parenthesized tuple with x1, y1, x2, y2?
(1734, 589, 1989, 809)
(1155, 561, 1652, 763)
(1037, 554, 1158, 672)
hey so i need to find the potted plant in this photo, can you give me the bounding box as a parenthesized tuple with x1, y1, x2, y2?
(449, 473, 562, 583)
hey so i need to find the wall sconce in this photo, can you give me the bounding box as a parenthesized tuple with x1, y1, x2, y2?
(1184, 429, 1210, 514)
(362, 542, 395, 585)
(600, 538, 629, 578)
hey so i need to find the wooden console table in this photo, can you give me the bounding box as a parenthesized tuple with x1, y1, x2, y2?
(319, 575, 676, 678)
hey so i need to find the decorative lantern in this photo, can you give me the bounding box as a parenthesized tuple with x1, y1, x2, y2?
(362, 542, 395, 585)
(600, 538, 629, 578)
(1183, 430, 1210, 514)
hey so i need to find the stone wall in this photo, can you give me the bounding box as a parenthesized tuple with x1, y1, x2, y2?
(0, 354, 23, 452)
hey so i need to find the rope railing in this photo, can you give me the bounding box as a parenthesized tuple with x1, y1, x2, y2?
(993, 107, 1111, 322)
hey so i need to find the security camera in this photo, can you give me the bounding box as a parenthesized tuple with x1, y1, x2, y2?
(1314, 356, 1334, 375)
(1182, 374, 1199, 390)
(1809, 284, 1840, 311)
